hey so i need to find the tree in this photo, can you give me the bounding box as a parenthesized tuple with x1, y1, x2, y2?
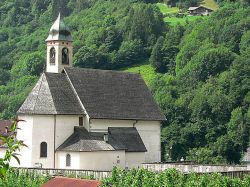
(0, 69, 10, 85)
(115, 40, 144, 69)
(74, 46, 99, 68)
(125, 4, 166, 47)
(52, 0, 71, 18)
(150, 37, 165, 73)
(178, 45, 235, 87)
(0, 120, 26, 178)
(240, 30, 250, 53)
(179, 0, 202, 8)
(11, 52, 45, 79)
(104, 26, 122, 52)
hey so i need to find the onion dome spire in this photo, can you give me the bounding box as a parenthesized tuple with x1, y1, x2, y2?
(46, 13, 73, 42)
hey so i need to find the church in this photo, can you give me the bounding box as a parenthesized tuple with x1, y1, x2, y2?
(15, 14, 165, 171)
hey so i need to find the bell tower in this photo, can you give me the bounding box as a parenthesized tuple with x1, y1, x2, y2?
(46, 13, 73, 73)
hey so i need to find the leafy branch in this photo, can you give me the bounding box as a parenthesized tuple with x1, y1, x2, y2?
(0, 119, 27, 179)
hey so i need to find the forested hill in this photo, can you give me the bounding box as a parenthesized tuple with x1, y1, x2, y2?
(0, 0, 250, 164)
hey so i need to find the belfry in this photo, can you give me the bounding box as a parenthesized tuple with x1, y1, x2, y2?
(45, 13, 73, 73)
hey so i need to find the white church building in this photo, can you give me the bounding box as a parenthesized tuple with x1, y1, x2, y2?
(15, 14, 165, 171)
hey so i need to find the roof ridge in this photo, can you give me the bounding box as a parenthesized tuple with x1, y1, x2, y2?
(64, 67, 140, 76)
(34, 74, 57, 114)
(63, 69, 88, 116)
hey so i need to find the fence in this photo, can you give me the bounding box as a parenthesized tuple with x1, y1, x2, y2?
(15, 165, 250, 180)
(142, 162, 247, 173)
(15, 167, 112, 180)
(216, 170, 250, 179)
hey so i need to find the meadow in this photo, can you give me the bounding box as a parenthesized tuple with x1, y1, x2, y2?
(122, 62, 157, 86)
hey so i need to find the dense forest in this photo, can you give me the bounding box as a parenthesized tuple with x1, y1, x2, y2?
(0, 0, 249, 164)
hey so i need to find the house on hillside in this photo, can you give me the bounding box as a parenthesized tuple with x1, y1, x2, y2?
(188, 5, 213, 16)
(14, 14, 165, 171)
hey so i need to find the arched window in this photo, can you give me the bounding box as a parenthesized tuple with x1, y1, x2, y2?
(50, 47, 56, 64)
(40, 142, 47, 158)
(62, 48, 69, 65)
(66, 154, 71, 167)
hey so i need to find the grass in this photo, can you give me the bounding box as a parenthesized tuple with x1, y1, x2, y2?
(202, 0, 219, 10)
(156, 3, 179, 15)
(121, 62, 157, 86)
(164, 16, 202, 26)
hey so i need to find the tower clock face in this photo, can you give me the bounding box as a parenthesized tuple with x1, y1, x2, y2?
(50, 47, 56, 64)
(62, 48, 69, 65)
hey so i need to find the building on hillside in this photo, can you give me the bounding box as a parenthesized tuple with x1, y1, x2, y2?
(188, 5, 213, 16)
(14, 14, 165, 171)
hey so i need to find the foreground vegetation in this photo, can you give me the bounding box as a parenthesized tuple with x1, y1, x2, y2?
(0, 169, 50, 187)
(102, 168, 250, 187)
(2, 168, 250, 187)
(0, 0, 249, 165)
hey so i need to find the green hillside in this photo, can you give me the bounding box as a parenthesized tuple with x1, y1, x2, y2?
(0, 0, 249, 164)
(122, 63, 157, 86)
(202, 0, 219, 10)
(0, 0, 166, 119)
(156, 3, 179, 15)
(164, 16, 202, 26)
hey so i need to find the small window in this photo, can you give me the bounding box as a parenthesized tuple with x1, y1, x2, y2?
(66, 154, 71, 167)
(50, 47, 56, 65)
(79, 117, 83, 126)
(40, 142, 47, 158)
(62, 47, 69, 65)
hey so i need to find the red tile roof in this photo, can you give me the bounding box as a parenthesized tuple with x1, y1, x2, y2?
(40, 177, 101, 187)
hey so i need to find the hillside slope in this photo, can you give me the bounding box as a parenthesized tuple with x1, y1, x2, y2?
(202, 0, 219, 9)
(0, 0, 165, 119)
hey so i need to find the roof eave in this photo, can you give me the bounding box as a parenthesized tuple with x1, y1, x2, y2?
(90, 116, 166, 121)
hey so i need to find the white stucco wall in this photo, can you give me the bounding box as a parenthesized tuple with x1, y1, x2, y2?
(0, 148, 5, 158)
(16, 114, 89, 169)
(90, 119, 161, 163)
(56, 151, 125, 171)
(125, 152, 145, 169)
(56, 152, 81, 169)
(16, 114, 160, 169)
(32, 115, 55, 168)
(16, 115, 34, 167)
(55, 115, 84, 149)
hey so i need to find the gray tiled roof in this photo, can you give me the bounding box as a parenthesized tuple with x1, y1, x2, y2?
(17, 73, 83, 115)
(18, 67, 165, 121)
(56, 127, 146, 152)
(64, 67, 166, 121)
(108, 127, 147, 152)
